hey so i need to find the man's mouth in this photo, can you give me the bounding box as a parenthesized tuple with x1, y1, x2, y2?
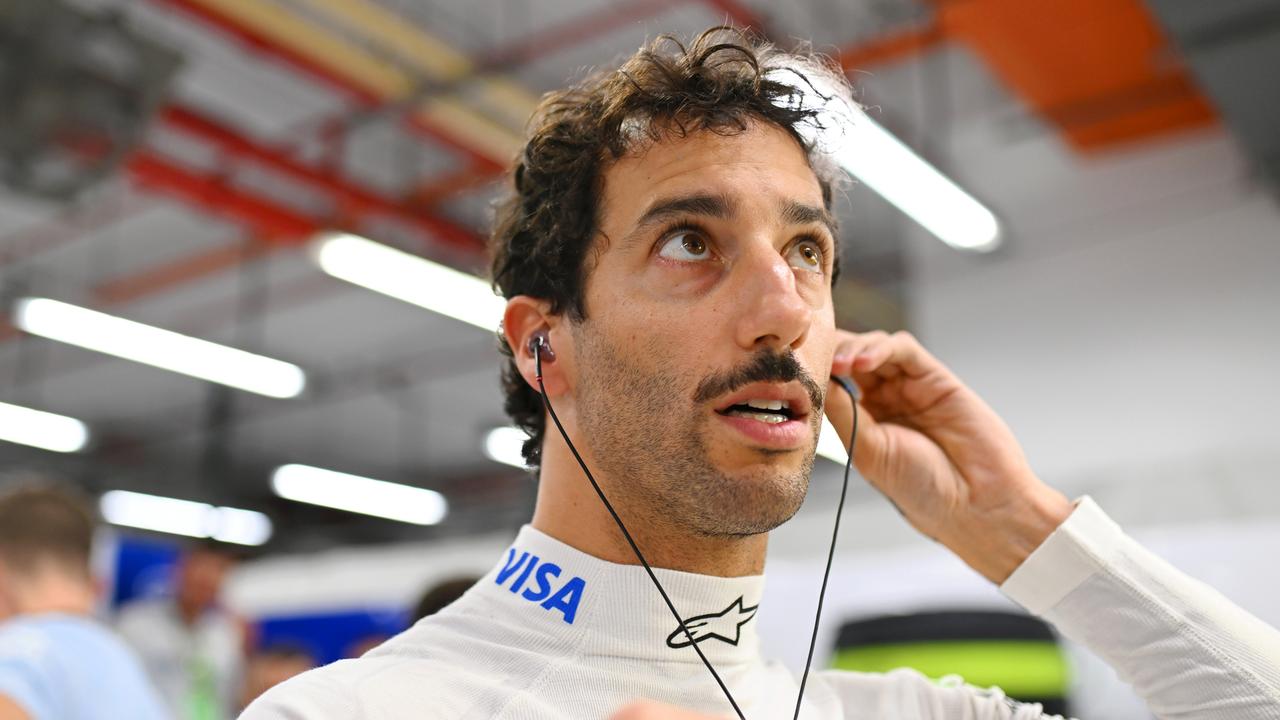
(717, 399, 796, 425)
(712, 385, 811, 449)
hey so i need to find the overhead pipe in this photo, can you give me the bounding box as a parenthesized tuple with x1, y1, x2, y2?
(101, 107, 487, 304)
(126, 151, 318, 240)
(158, 104, 480, 250)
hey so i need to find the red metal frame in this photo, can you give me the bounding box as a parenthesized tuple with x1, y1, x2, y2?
(95, 0, 794, 315)
(159, 105, 480, 250)
(104, 106, 490, 306)
(151, 0, 505, 174)
(75, 0, 706, 318)
(127, 150, 318, 240)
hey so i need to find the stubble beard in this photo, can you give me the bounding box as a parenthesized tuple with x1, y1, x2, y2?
(570, 322, 816, 539)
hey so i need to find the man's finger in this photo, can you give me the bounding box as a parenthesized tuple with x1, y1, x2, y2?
(831, 330, 890, 377)
(852, 331, 947, 381)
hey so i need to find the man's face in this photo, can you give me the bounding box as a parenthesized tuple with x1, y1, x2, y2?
(176, 549, 234, 612)
(569, 121, 837, 538)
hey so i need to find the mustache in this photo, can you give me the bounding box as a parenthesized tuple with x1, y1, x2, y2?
(692, 350, 824, 412)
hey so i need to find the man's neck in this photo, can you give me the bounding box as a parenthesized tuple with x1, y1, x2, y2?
(2, 570, 96, 618)
(531, 434, 768, 577)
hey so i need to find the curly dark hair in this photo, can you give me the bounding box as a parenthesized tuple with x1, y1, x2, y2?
(489, 26, 850, 469)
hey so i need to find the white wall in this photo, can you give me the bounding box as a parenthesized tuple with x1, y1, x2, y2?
(905, 129, 1280, 510)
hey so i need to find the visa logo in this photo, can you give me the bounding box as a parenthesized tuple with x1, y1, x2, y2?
(495, 548, 586, 624)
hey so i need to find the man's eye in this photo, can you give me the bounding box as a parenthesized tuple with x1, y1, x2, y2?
(657, 231, 712, 262)
(787, 239, 825, 273)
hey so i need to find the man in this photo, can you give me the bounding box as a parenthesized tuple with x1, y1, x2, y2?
(243, 28, 1280, 719)
(0, 481, 168, 720)
(118, 541, 246, 720)
(239, 644, 314, 711)
(410, 576, 479, 624)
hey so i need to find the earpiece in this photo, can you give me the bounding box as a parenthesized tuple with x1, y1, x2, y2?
(528, 331, 555, 363)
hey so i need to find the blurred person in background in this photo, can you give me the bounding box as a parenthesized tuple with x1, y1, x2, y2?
(244, 27, 1280, 720)
(117, 541, 246, 720)
(0, 479, 168, 720)
(410, 576, 478, 624)
(238, 644, 313, 711)
(344, 576, 480, 659)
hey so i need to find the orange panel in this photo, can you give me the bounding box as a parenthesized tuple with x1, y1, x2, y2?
(938, 0, 1216, 151)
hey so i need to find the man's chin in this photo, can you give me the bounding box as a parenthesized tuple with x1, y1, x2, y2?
(690, 461, 811, 535)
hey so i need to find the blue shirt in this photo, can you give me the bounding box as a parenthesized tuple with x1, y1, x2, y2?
(0, 613, 169, 720)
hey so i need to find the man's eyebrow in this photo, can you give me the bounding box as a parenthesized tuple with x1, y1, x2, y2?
(629, 193, 735, 238)
(780, 199, 838, 237)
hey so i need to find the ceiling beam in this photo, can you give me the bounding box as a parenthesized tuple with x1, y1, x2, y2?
(158, 104, 480, 251)
(150, 0, 514, 171)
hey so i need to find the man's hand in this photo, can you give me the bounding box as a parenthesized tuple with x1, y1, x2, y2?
(611, 701, 726, 720)
(825, 330, 1073, 583)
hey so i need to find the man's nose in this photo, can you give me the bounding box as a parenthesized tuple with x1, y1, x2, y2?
(731, 243, 812, 353)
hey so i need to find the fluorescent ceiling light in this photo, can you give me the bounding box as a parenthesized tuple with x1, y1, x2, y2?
(312, 232, 505, 331)
(815, 416, 850, 465)
(12, 298, 306, 399)
(210, 506, 275, 546)
(832, 111, 1000, 252)
(778, 73, 1000, 252)
(0, 400, 89, 453)
(271, 463, 448, 525)
(100, 490, 272, 546)
(484, 426, 529, 469)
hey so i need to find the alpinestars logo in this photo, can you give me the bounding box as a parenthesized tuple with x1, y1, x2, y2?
(666, 596, 759, 648)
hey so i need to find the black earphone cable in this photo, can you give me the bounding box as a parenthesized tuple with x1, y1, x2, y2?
(792, 376, 857, 720)
(536, 346, 747, 720)
(535, 343, 859, 720)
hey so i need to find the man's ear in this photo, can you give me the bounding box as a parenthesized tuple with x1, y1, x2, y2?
(503, 296, 569, 397)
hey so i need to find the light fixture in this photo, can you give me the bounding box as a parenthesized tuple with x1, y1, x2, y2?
(12, 297, 306, 399)
(311, 232, 505, 331)
(815, 416, 850, 465)
(0, 400, 89, 453)
(484, 426, 529, 468)
(831, 111, 1001, 252)
(99, 490, 273, 546)
(777, 71, 1001, 252)
(271, 463, 448, 525)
